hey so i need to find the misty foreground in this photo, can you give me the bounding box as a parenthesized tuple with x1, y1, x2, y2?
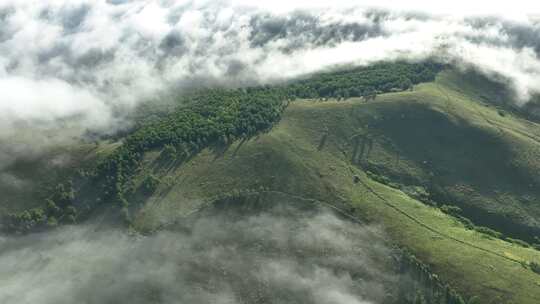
(3, 2, 540, 303)
(0, 199, 425, 304)
(2, 64, 540, 303)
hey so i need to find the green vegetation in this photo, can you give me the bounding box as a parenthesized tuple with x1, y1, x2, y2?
(93, 88, 289, 218)
(531, 261, 540, 274)
(334, 70, 540, 245)
(506, 237, 531, 248)
(358, 168, 537, 244)
(122, 68, 540, 303)
(0, 142, 115, 215)
(288, 61, 441, 99)
(141, 174, 161, 194)
(3, 62, 540, 302)
(401, 252, 466, 304)
(6, 182, 78, 233)
(3, 87, 291, 229)
(3, 61, 440, 229)
(160, 144, 178, 161)
(475, 226, 503, 239)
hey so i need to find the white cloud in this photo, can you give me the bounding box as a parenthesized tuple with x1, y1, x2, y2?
(0, 205, 398, 304)
(1, 0, 540, 161)
(0, 77, 109, 126)
(232, 0, 540, 17)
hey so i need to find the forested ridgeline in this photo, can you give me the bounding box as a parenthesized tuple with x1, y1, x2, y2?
(3, 61, 442, 233)
(95, 88, 291, 220)
(287, 61, 442, 99)
(4, 88, 290, 232)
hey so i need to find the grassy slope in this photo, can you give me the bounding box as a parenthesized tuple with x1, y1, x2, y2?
(355, 71, 540, 240)
(2, 69, 540, 302)
(129, 70, 540, 303)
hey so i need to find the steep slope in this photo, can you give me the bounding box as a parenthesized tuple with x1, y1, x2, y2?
(345, 71, 540, 242)
(127, 70, 540, 303)
(2, 67, 540, 303)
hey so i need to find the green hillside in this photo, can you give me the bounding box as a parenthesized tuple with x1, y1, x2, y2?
(130, 70, 540, 303)
(2, 64, 540, 303)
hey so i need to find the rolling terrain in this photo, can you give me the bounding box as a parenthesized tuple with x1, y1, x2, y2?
(131, 69, 540, 303)
(2, 66, 540, 303)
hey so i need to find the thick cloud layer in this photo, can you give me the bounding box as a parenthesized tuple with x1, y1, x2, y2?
(1, 0, 540, 160)
(0, 203, 403, 304)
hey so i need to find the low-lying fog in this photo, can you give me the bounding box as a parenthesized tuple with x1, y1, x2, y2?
(0, 203, 406, 304)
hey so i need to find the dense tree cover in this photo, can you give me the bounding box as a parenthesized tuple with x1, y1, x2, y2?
(94, 87, 290, 219)
(286, 61, 441, 100)
(5, 88, 289, 231)
(141, 174, 161, 194)
(4, 61, 442, 231)
(6, 182, 77, 232)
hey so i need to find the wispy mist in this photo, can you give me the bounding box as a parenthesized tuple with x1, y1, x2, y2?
(0, 203, 403, 304)
(2, 0, 540, 161)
